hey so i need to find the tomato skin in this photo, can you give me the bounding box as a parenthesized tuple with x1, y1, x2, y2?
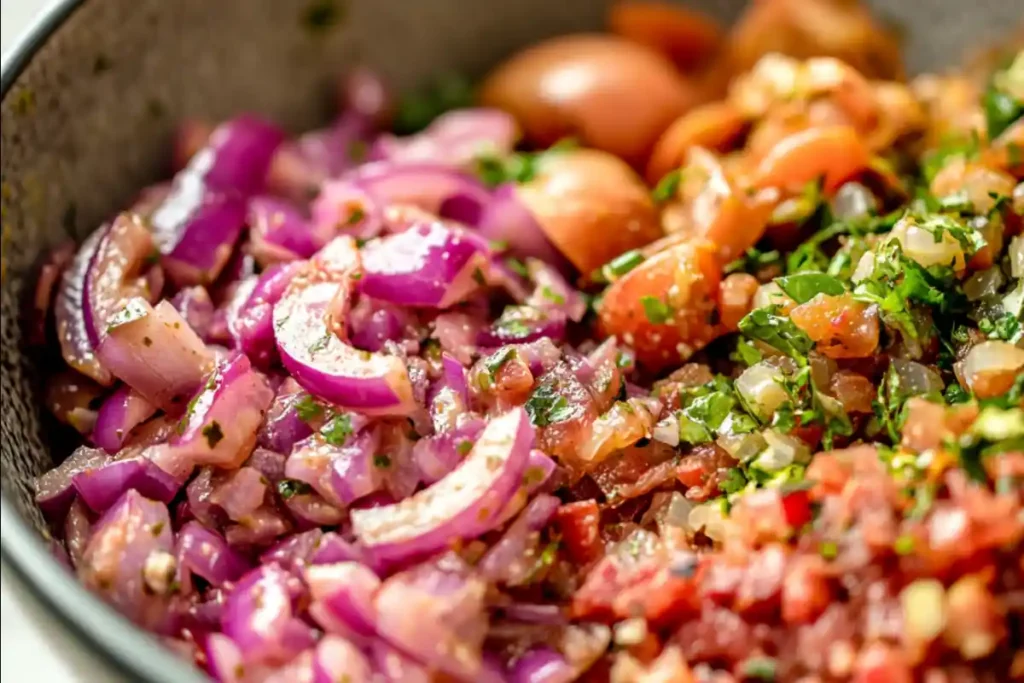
(598, 239, 723, 371)
(753, 125, 872, 193)
(555, 499, 605, 565)
(647, 101, 749, 183)
(480, 35, 696, 166)
(788, 293, 879, 359)
(517, 149, 663, 275)
(608, 1, 724, 72)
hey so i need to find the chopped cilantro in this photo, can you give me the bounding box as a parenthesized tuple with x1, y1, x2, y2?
(719, 467, 749, 495)
(373, 454, 391, 468)
(277, 479, 312, 500)
(525, 383, 576, 427)
(820, 541, 839, 560)
(505, 257, 529, 277)
(979, 312, 1021, 342)
(540, 285, 565, 305)
(601, 249, 645, 280)
(651, 169, 681, 203)
(893, 534, 915, 555)
(201, 421, 224, 449)
(774, 272, 846, 304)
(483, 346, 517, 379)
(983, 80, 1023, 140)
(737, 307, 814, 364)
(320, 413, 353, 446)
(295, 394, 325, 423)
(456, 440, 473, 457)
(724, 247, 782, 275)
(640, 296, 672, 324)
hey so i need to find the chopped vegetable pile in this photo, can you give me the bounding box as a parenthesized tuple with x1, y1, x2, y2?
(30, 1, 1023, 682)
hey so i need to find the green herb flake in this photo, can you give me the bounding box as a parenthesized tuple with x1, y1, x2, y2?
(525, 383, 576, 427)
(484, 346, 517, 379)
(651, 169, 681, 204)
(737, 306, 814, 364)
(893, 534, 915, 555)
(640, 296, 672, 325)
(201, 421, 224, 449)
(603, 249, 644, 279)
(774, 272, 846, 304)
(456, 440, 473, 457)
(820, 540, 839, 560)
(740, 657, 778, 682)
(373, 454, 392, 468)
(277, 479, 312, 500)
(295, 394, 325, 424)
(320, 413, 354, 446)
(540, 285, 566, 305)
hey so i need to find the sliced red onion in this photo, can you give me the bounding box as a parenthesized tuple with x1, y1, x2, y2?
(208, 467, 268, 522)
(205, 633, 261, 683)
(479, 494, 559, 586)
(35, 446, 110, 520)
(347, 162, 492, 222)
(227, 262, 303, 369)
(72, 455, 180, 513)
(310, 180, 384, 241)
(176, 521, 250, 587)
(150, 185, 247, 287)
(258, 379, 314, 454)
(247, 196, 321, 266)
(509, 647, 574, 683)
(274, 241, 415, 414)
(63, 498, 93, 569)
(55, 215, 155, 385)
(431, 312, 484, 366)
(478, 183, 566, 267)
(152, 353, 273, 476)
(374, 560, 490, 681)
(371, 108, 517, 169)
(79, 490, 174, 629)
(525, 259, 586, 323)
(169, 286, 215, 339)
(428, 353, 470, 431)
(413, 418, 486, 485)
(477, 306, 567, 347)
(97, 297, 214, 414)
(92, 385, 157, 453)
(306, 562, 381, 638)
(222, 564, 310, 666)
(313, 635, 374, 683)
(359, 220, 490, 309)
(195, 115, 287, 196)
(351, 407, 534, 563)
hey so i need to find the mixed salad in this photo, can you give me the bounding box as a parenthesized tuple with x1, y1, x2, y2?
(30, 1, 1023, 681)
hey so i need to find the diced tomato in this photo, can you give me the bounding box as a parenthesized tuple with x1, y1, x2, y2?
(555, 500, 605, 565)
(781, 489, 813, 528)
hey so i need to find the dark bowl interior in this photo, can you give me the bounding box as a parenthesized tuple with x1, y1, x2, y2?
(1, 0, 1019, 680)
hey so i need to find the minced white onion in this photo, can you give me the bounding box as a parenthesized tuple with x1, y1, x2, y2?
(885, 215, 966, 270)
(900, 579, 947, 644)
(736, 361, 790, 420)
(1010, 234, 1023, 279)
(687, 502, 728, 541)
(752, 281, 791, 310)
(830, 181, 877, 220)
(754, 429, 811, 471)
(851, 251, 876, 283)
(962, 341, 1024, 391)
(652, 413, 680, 447)
(963, 267, 1005, 302)
(717, 431, 768, 463)
(892, 358, 944, 396)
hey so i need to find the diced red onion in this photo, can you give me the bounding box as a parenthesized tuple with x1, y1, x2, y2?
(371, 108, 517, 169)
(509, 647, 574, 683)
(525, 259, 586, 323)
(195, 116, 287, 196)
(92, 385, 157, 453)
(374, 560, 491, 681)
(224, 511, 289, 553)
(479, 494, 560, 585)
(501, 603, 566, 626)
(245, 447, 288, 483)
(176, 521, 250, 587)
(431, 312, 483, 366)
(151, 353, 273, 477)
(312, 634, 374, 683)
(311, 532, 368, 566)
(229, 261, 304, 369)
(55, 215, 155, 385)
(306, 562, 381, 638)
(274, 240, 415, 414)
(169, 286, 215, 340)
(348, 297, 417, 353)
(209, 467, 268, 522)
(222, 564, 310, 665)
(311, 180, 384, 241)
(257, 379, 314, 454)
(35, 446, 110, 520)
(478, 306, 567, 347)
(327, 430, 384, 505)
(79, 490, 174, 629)
(351, 407, 534, 563)
(371, 642, 432, 683)
(97, 297, 214, 414)
(283, 491, 346, 527)
(72, 455, 180, 513)
(413, 418, 486, 485)
(347, 162, 492, 223)
(260, 529, 324, 570)
(359, 221, 490, 308)
(44, 370, 105, 436)
(247, 196, 321, 266)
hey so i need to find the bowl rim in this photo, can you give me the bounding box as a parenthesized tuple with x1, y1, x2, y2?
(1, 2, 204, 681)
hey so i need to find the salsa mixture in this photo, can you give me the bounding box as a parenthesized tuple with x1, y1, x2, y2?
(30, 1, 1024, 681)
